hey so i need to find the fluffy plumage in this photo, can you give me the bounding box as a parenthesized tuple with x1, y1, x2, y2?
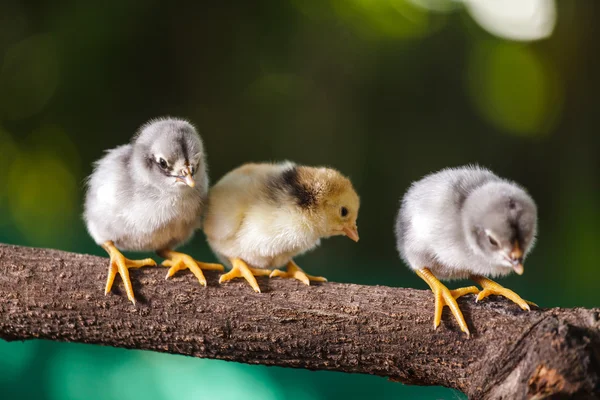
(396, 165, 537, 279)
(85, 118, 207, 250)
(84, 117, 221, 303)
(203, 161, 360, 291)
(395, 165, 538, 335)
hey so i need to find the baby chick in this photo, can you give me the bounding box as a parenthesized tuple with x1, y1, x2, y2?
(84, 118, 223, 304)
(203, 162, 360, 293)
(395, 165, 537, 336)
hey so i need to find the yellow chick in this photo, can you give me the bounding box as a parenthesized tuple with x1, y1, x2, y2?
(203, 161, 360, 292)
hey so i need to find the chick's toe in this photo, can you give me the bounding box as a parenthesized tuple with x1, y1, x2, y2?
(269, 260, 327, 286)
(417, 267, 478, 336)
(159, 249, 224, 287)
(102, 241, 157, 305)
(219, 258, 270, 293)
(471, 275, 535, 310)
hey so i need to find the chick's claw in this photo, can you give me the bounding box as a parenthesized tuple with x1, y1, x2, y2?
(102, 241, 156, 305)
(159, 250, 224, 287)
(432, 286, 477, 336)
(219, 258, 270, 293)
(471, 275, 534, 311)
(449, 286, 480, 299)
(269, 260, 327, 286)
(417, 267, 478, 336)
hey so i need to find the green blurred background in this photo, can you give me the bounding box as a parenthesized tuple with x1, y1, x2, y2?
(0, 0, 598, 399)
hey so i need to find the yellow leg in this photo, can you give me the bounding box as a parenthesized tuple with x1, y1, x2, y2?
(101, 241, 157, 305)
(471, 275, 536, 311)
(416, 268, 480, 336)
(269, 259, 327, 286)
(219, 258, 270, 293)
(158, 249, 224, 287)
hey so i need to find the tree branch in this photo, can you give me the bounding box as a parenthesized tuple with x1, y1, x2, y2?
(0, 243, 598, 399)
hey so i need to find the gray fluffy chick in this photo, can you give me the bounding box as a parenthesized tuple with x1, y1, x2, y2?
(395, 165, 537, 336)
(84, 117, 223, 304)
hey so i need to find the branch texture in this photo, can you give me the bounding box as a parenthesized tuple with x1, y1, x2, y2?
(0, 244, 598, 399)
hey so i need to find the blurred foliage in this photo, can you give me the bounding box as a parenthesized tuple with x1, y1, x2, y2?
(0, 0, 598, 399)
(0, 34, 59, 120)
(467, 40, 561, 136)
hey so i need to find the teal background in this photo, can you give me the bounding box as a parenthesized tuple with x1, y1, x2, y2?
(0, 1, 598, 399)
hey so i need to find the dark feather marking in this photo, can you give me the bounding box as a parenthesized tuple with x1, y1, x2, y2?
(509, 221, 523, 248)
(267, 167, 317, 209)
(509, 200, 525, 246)
(144, 155, 154, 170)
(177, 134, 189, 165)
(122, 151, 132, 168)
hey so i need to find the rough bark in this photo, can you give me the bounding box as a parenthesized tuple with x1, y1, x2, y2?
(0, 243, 598, 399)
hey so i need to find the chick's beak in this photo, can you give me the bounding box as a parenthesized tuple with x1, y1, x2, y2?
(343, 225, 359, 242)
(512, 262, 524, 275)
(510, 240, 524, 275)
(176, 166, 195, 188)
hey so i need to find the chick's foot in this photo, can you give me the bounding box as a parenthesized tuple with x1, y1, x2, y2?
(269, 260, 327, 286)
(219, 258, 271, 293)
(102, 241, 157, 305)
(158, 249, 224, 286)
(416, 267, 479, 336)
(471, 275, 536, 310)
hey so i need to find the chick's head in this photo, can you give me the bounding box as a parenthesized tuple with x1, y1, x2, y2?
(308, 167, 360, 242)
(462, 182, 537, 275)
(133, 118, 205, 191)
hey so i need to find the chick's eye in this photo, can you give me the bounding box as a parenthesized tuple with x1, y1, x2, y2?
(340, 206, 348, 217)
(158, 158, 168, 169)
(488, 236, 499, 247)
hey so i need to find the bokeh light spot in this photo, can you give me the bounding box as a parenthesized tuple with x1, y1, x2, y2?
(8, 151, 78, 246)
(467, 41, 562, 137)
(0, 34, 59, 120)
(331, 0, 443, 40)
(407, 0, 461, 14)
(561, 187, 599, 307)
(465, 0, 556, 42)
(28, 124, 82, 171)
